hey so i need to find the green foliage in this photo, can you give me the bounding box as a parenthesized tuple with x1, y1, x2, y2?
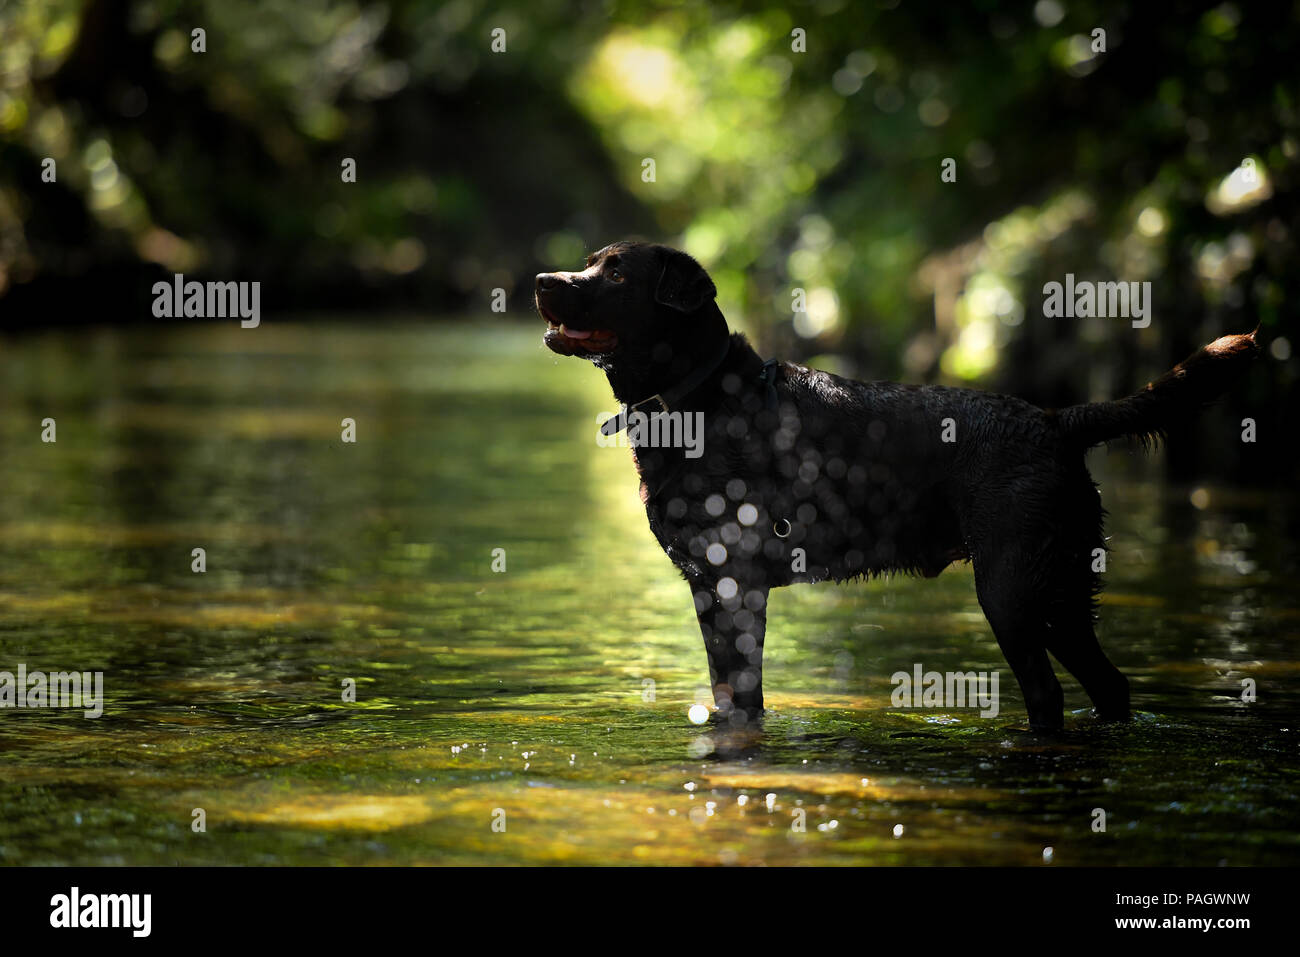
(1, 0, 1295, 404)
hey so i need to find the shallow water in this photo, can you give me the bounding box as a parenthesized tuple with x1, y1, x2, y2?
(0, 320, 1296, 866)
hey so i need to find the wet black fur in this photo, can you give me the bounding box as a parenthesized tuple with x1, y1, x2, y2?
(536, 241, 1258, 731)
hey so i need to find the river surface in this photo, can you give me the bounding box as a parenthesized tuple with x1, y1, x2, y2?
(0, 321, 1296, 865)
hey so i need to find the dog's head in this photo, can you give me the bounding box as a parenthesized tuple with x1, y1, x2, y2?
(534, 242, 723, 378)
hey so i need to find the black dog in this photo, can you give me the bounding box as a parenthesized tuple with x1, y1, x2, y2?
(535, 241, 1257, 731)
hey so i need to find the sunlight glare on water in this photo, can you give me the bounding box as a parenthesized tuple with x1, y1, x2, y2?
(0, 321, 1295, 865)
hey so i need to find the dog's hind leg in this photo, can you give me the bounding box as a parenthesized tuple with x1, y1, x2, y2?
(1044, 621, 1130, 720)
(973, 512, 1129, 726)
(689, 579, 769, 725)
(972, 551, 1065, 732)
(1040, 479, 1131, 721)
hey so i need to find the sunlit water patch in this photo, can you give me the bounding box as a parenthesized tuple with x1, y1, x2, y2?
(0, 321, 1296, 865)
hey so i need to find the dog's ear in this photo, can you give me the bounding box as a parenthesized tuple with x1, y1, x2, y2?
(654, 248, 717, 313)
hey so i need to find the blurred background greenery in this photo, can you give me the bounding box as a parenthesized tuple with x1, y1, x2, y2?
(0, 0, 1295, 477)
(1, 1, 1298, 866)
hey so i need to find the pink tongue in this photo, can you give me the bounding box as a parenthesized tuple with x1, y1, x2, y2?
(561, 325, 592, 339)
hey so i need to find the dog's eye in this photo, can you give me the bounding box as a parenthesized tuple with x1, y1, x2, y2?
(609, 268, 624, 282)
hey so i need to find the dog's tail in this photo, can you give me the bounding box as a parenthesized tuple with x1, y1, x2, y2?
(1056, 329, 1259, 448)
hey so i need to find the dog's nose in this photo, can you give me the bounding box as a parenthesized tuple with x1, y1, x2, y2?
(536, 273, 560, 291)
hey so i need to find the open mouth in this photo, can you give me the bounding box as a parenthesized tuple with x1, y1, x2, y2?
(539, 307, 618, 354)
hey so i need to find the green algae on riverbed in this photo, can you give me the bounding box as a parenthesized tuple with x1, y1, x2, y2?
(0, 321, 1296, 865)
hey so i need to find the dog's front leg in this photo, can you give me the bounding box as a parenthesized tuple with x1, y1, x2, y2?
(689, 578, 769, 725)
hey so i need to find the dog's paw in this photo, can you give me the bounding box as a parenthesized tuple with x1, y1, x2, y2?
(705, 703, 766, 729)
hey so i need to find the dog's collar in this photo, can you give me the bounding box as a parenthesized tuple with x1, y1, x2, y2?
(600, 336, 733, 436)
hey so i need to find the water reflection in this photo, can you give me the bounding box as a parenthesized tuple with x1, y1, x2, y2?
(0, 321, 1295, 865)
